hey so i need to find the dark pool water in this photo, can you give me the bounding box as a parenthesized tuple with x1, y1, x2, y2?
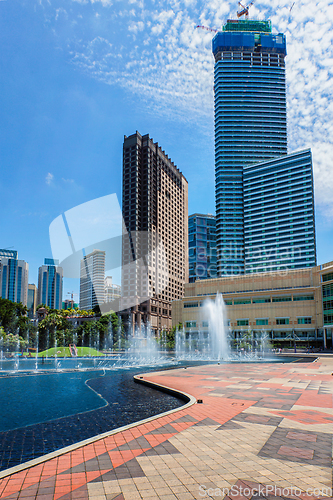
(0, 366, 185, 472)
(0, 372, 108, 432)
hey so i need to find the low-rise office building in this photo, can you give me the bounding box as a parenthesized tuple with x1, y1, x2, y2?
(172, 261, 333, 348)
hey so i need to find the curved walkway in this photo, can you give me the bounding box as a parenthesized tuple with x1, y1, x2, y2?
(0, 358, 332, 500)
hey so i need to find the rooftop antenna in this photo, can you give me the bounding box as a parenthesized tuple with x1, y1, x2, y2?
(237, 1, 254, 18)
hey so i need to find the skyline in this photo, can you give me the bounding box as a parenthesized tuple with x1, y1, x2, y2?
(1, 0, 333, 298)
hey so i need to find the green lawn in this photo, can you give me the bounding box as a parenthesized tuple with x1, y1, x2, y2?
(35, 346, 104, 358)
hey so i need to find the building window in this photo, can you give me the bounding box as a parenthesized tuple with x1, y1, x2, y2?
(276, 318, 289, 325)
(186, 321, 196, 328)
(256, 319, 269, 326)
(237, 319, 249, 326)
(202, 321, 209, 327)
(253, 297, 270, 303)
(293, 295, 314, 301)
(324, 314, 333, 325)
(322, 272, 333, 282)
(272, 296, 292, 302)
(234, 299, 251, 305)
(297, 317, 312, 324)
(184, 302, 198, 308)
(323, 284, 333, 298)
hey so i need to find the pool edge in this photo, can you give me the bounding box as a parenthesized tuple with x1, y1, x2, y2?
(0, 369, 196, 480)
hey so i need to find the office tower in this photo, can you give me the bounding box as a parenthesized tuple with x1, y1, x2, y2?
(79, 249, 105, 311)
(189, 214, 217, 282)
(213, 19, 287, 275)
(244, 149, 316, 272)
(37, 258, 63, 310)
(27, 284, 37, 318)
(104, 277, 121, 303)
(121, 131, 188, 334)
(0, 249, 29, 306)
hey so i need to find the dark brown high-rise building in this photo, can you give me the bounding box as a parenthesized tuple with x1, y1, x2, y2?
(121, 131, 188, 334)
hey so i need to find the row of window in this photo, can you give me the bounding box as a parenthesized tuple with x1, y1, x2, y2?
(185, 317, 312, 328)
(183, 295, 314, 308)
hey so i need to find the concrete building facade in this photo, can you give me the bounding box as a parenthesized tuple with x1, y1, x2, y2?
(104, 276, 121, 303)
(172, 261, 333, 348)
(121, 131, 188, 334)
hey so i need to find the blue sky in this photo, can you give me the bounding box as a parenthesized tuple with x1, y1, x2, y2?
(1, 0, 332, 300)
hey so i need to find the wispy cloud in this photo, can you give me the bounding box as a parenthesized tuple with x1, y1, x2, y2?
(55, 7, 68, 20)
(41, 0, 333, 216)
(45, 172, 54, 185)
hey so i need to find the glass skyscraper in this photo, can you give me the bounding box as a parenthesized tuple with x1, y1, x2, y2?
(188, 214, 217, 282)
(0, 249, 29, 306)
(243, 149, 316, 272)
(213, 19, 288, 275)
(37, 258, 63, 310)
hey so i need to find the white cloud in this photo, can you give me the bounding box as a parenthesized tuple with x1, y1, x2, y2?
(46, 172, 54, 185)
(49, 0, 333, 216)
(55, 7, 68, 20)
(128, 20, 144, 33)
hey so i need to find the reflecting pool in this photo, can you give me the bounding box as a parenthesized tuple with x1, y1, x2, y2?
(0, 365, 184, 472)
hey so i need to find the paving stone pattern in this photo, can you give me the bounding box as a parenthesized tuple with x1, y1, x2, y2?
(0, 358, 332, 499)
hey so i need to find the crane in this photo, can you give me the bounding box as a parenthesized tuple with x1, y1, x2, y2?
(196, 25, 218, 33)
(67, 291, 78, 309)
(237, 1, 254, 18)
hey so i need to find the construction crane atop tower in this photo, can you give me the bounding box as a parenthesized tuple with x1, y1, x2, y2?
(196, 25, 218, 33)
(237, 1, 254, 18)
(196, 1, 255, 35)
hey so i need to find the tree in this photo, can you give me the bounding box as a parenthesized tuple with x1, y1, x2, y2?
(0, 298, 30, 337)
(160, 323, 182, 349)
(75, 311, 122, 350)
(37, 308, 74, 351)
(0, 328, 28, 353)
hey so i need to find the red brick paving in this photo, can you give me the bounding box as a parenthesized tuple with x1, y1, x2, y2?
(0, 359, 332, 499)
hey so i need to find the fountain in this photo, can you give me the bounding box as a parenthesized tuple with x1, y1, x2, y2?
(0, 317, 173, 375)
(203, 293, 229, 360)
(175, 293, 271, 361)
(126, 323, 167, 366)
(35, 330, 39, 371)
(0, 296, 276, 375)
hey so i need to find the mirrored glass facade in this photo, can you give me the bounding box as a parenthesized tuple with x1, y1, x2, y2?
(188, 214, 216, 282)
(243, 149, 316, 272)
(213, 20, 287, 275)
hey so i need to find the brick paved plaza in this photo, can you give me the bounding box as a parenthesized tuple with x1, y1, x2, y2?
(0, 357, 332, 500)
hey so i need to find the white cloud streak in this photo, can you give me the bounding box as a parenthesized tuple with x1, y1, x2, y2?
(47, 0, 333, 217)
(45, 172, 54, 185)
